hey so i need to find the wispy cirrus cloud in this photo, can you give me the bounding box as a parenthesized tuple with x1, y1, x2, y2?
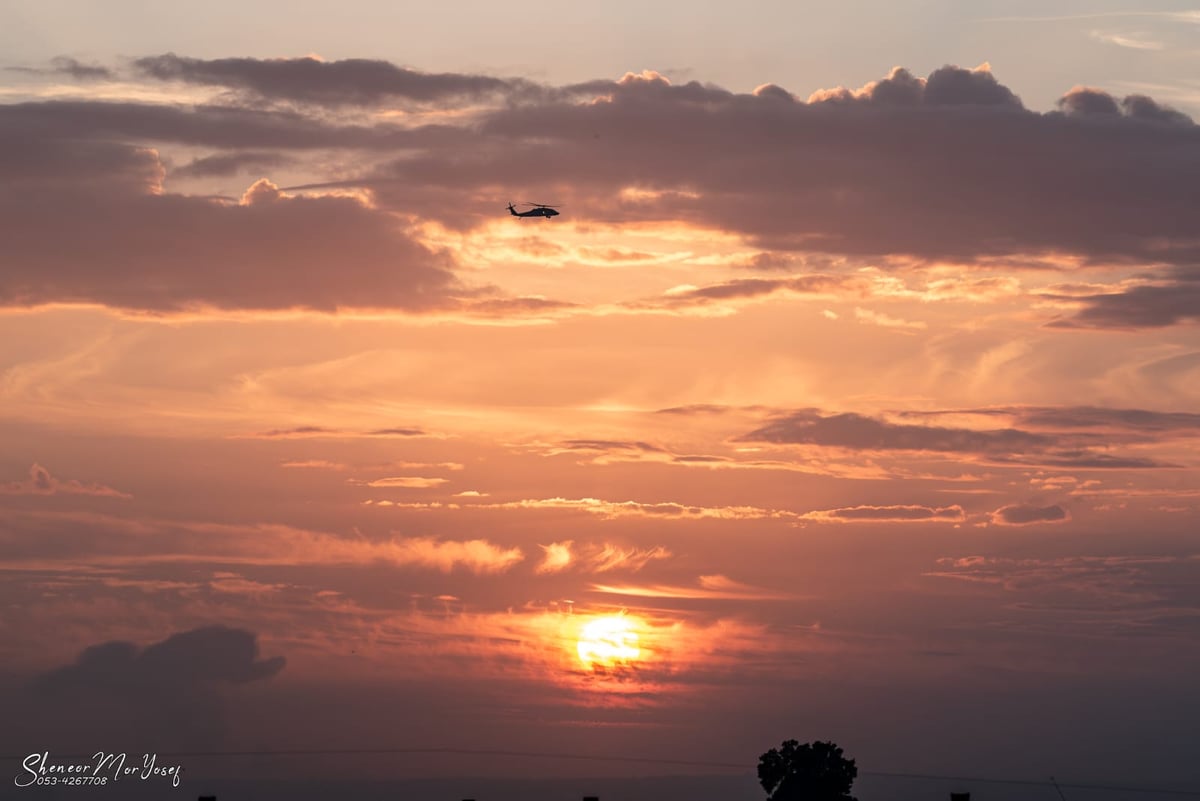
(1088, 29, 1166, 50)
(591, 574, 794, 601)
(535, 541, 672, 574)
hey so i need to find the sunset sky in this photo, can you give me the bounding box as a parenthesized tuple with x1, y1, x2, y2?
(3, 1, 1200, 798)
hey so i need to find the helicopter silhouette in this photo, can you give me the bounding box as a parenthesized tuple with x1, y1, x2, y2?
(507, 202, 560, 219)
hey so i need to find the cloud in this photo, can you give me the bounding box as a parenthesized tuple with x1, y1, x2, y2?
(537, 541, 574, 573)
(385, 536, 524, 573)
(1088, 30, 1165, 50)
(0, 464, 130, 499)
(1048, 267, 1200, 329)
(38, 625, 285, 690)
(740, 410, 1049, 454)
(738, 408, 1184, 468)
(8, 61, 1200, 283)
(30, 626, 283, 748)
(1013, 406, 1200, 431)
(535, 541, 669, 574)
(989, 503, 1071, 526)
(853, 306, 927, 331)
(366, 427, 429, 437)
(1057, 87, 1193, 124)
(7, 56, 113, 80)
(0, 99, 475, 151)
(239, 425, 429, 440)
(249, 425, 338, 438)
(280, 459, 350, 470)
(591, 574, 792, 600)
(923, 554, 1199, 631)
(556, 439, 666, 454)
(171, 150, 295, 178)
(132, 53, 535, 106)
(389, 63, 1197, 264)
(0, 135, 460, 311)
(801, 504, 966, 523)
(589, 543, 672, 572)
(354, 477, 449, 489)
(0, 509, 525, 574)
(486, 496, 802, 522)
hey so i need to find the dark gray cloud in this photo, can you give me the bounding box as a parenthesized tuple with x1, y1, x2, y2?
(1015, 406, 1200, 431)
(739, 408, 1182, 468)
(380, 64, 1196, 264)
(0, 100, 477, 150)
(990, 504, 1069, 526)
(51, 56, 113, 80)
(172, 150, 295, 178)
(133, 53, 534, 106)
(37, 626, 285, 693)
(1049, 267, 1200, 329)
(1019, 453, 1173, 469)
(1058, 88, 1193, 126)
(6, 56, 113, 80)
(26, 626, 283, 749)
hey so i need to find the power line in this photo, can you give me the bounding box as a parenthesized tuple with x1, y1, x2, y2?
(4, 746, 1198, 796)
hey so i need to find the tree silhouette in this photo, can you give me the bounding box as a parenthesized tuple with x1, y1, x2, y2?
(757, 739, 858, 801)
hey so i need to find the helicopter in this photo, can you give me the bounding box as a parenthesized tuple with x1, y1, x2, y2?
(507, 202, 561, 219)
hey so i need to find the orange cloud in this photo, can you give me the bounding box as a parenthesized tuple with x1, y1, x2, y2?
(592, 574, 794, 600)
(355, 477, 449, 489)
(801, 505, 966, 523)
(536, 541, 574, 573)
(0, 510, 524, 574)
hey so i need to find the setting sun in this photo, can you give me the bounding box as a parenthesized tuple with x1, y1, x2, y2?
(576, 614, 642, 670)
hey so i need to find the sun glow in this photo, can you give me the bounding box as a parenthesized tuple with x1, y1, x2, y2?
(576, 614, 642, 670)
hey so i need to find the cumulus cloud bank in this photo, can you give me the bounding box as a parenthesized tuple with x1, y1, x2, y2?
(4, 60, 1199, 317)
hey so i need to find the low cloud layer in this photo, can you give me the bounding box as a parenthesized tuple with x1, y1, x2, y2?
(25, 626, 283, 749)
